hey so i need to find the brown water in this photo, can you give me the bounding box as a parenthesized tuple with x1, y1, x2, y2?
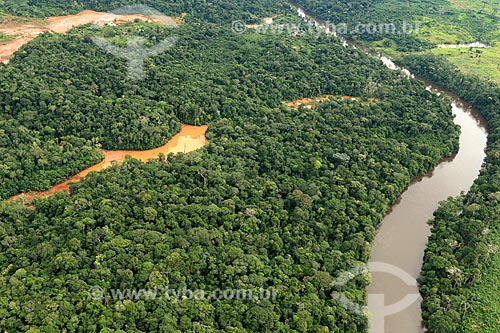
(367, 84, 488, 333)
(289, 3, 489, 332)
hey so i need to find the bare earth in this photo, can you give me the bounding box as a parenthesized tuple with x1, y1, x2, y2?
(245, 17, 274, 29)
(285, 95, 378, 109)
(8, 124, 208, 203)
(0, 10, 182, 63)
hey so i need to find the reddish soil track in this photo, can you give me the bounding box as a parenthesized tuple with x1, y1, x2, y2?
(285, 95, 378, 109)
(8, 124, 207, 203)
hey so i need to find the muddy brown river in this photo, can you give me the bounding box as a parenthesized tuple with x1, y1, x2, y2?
(366, 81, 488, 333)
(290, 3, 489, 332)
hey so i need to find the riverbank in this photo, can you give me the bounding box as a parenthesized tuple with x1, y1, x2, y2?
(290, 3, 489, 332)
(399, 54, 500, 333)
(366, 81, 487, 333)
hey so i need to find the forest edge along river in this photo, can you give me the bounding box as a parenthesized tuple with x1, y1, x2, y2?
(290, 3, 488, 333)
(366, 79, 487, 333)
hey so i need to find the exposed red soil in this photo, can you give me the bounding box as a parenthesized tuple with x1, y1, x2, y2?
(0, 10, 182, 63)
(285, 95, 379, 109)
(8, 124, 207, 203)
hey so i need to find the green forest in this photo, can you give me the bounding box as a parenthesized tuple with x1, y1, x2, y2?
(0, 18, 457, 199)
(0, 1, 464, 332)
(4, 0, 500, 332)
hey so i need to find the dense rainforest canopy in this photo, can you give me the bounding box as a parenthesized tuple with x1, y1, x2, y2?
(0, 93, 456, 331)
(0, 20, 458, 200)
(0, 1, 466, 332)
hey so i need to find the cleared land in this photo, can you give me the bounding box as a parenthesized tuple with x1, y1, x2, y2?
(0, 10, 181, 63)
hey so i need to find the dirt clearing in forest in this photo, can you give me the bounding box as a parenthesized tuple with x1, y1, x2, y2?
(8, 124, 207, 204)
(0, 10, 182, 63)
